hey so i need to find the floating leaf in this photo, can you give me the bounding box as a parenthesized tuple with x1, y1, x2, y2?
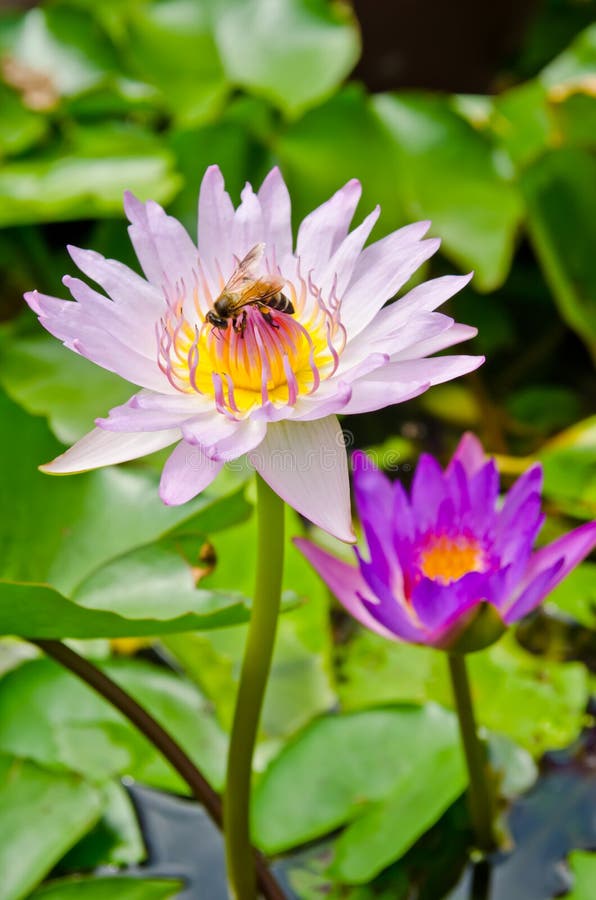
(31, 877, 183, 900)
(252, 704, 463, 855)
(0, 390, 248, 595)
(0, 754, 103, 900)
(338, 630, 589, 756)
(0, 123, 180, 226)
(213, 0, 360, 117)
(0, 657, 227, 791)
(372, 93, 524, 290)
(522, 148, 596, 362)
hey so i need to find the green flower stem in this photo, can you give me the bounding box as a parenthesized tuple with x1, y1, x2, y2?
(447, 652, 497, 854)
(224, 475, 285, 900)
(30, 638, 285, 900)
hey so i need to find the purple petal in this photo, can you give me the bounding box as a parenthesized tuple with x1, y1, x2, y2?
(443, 459, 472, 521)
(497, 464, 543, 535)
(97, 395, 199, 432)
(359, 588, 427, 643)
(352, 451, 395, 577)
(503, 560, 565, 623)
(40, 427, 180, 474)
(467, 460, 500, 533)
(410, 453, 448, 532)
(294, 538, 398, 641)
(249, 416, 354, 543)
(410, 571, 485, 632)
(159, 440, 223, 505)
(296, 179, 361, 276)
(447, 432, 486, 477)
(505, 520, 596, 622)
(494, 494, 544, 564)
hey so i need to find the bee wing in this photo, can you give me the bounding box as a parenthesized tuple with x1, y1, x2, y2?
(222, 243, 266, 294)
(227, 278, 286, 312)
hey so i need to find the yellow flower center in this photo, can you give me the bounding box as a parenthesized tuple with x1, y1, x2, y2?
(157, 265, 345, 416)
(418, 534, 486, 585)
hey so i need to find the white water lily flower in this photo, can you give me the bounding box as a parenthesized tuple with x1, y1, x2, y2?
(25, 166, 482, 542)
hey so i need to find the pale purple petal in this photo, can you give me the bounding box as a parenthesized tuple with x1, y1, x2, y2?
(159, 440, 223, 505)
(25, 290, 171, 393)
(231, 182, 264, 261)
(342, 222, 441, 339)
(338, 311, 455, 372)
(257, 167, 293, 266)
(40, 427, 180, 474)
(318, 206, 380, 298)
(389, 272, 474, 318)
(184, 415, 267, 462)
(296, 179, 361, 276)
(181, 412, 241, 449)
(391, 323, 478, 361)
(124, 192, 199, 291)
(67, 246, 162, 319)
(340, 379, 430, 415)
(97, 393, 201, 432)
(63, 275, 156, 358)
(350, 272, 473, 349)
(249, 416, 354, 542)
(294, 539, 398, 640)
(197, 164, 235, 284)
(373, 355, 484, 386)
(287, 381, 353, 422)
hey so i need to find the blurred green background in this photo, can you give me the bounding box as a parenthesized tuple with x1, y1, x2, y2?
(0, 1, 595, 898)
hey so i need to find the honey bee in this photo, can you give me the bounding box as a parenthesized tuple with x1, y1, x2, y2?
(206, 243, 294, 336)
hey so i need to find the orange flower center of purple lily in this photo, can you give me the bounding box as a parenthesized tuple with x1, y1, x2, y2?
(419, 534, 486, 585)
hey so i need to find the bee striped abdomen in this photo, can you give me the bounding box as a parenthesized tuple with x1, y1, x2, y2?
(265, 292, 294, 314)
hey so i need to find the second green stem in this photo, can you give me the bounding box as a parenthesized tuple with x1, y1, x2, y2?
(447, 652, 497, 855)
(224, 475, 285, 900)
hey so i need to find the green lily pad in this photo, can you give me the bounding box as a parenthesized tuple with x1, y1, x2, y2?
(0, 656, 227, 791)
(252, 704, 463, 855)
(0, 753, 103, 900)
(372, 92, 524, 291)
(31, 877, 183, 899)
(213, 0, 360, 117)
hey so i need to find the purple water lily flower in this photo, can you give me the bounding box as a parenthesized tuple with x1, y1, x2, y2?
(297, 433, 596, 648)
(25, 166, 482, 542)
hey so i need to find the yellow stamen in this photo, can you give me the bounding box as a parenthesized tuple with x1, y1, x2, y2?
(419, 534, 485, 585)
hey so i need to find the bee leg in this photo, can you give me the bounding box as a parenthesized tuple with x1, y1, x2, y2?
(233, 310, 248, 337)
(261, 308, 279, 329)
